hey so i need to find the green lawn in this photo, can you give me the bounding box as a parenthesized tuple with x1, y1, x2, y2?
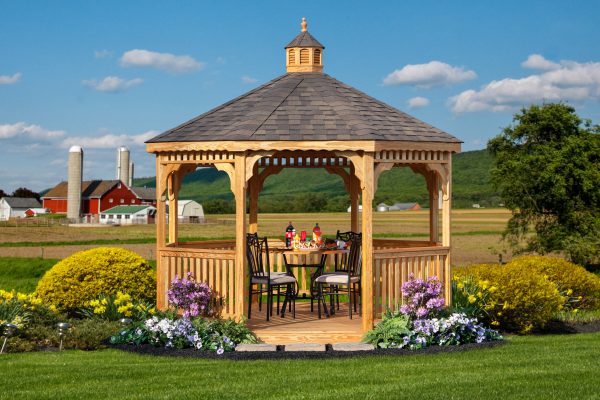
(0, 257, 57, 292)
(1, 333, 599, 399)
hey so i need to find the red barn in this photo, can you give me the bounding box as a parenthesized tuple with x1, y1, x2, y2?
(42, 180, 156, 216)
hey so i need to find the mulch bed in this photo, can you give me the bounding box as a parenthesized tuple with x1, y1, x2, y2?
(109, 341, 506, 361)
(109, 320, 600, 360)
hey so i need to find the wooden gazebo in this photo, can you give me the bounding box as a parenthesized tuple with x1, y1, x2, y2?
(146, 18, 461, 334)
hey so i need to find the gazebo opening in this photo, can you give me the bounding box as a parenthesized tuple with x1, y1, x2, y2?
(146, 18, 460, 343)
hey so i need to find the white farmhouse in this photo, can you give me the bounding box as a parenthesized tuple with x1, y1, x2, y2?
(99, 205, 157, 225)
(0, 197, 42, 221)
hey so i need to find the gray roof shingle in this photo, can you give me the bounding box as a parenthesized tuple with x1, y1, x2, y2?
(147, 73, 461, 144)
(2, 197, 42, 208)
(285, 31, 324, 48)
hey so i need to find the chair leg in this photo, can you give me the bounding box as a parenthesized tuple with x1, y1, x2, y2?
(317, 283, 322, 319)
(247, 283, 253, 319)
(258, 288, 262, 311)
(348, 285, 353, 320)
(276, 286, 280, 315)
(329, 285, 335, 315)
(266, 286, 272, 322)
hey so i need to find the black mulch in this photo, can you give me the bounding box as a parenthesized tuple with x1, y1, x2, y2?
(536, 320, 600, 335)
(109, 341, 506, 361)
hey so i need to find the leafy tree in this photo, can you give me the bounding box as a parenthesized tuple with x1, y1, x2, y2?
(487, 103, 600, 268)
(0, 189, 6, 198)
(12, 187, 41, 201)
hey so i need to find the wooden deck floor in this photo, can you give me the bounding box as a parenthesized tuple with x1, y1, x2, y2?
(246, 300, 364, 344)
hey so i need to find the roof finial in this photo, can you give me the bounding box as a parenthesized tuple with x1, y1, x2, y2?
(301, 17, 307, 32)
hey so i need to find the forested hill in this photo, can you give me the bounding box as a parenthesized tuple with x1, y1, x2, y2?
(134, 150, 498, 213)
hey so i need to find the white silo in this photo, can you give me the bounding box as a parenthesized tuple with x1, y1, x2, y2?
(128, 162, 134, 187)
(67, 146, 83, 220)
(116, 146, 130, 185)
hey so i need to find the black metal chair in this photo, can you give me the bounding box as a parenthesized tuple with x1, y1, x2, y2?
(246, 233, 296, 321)
(314, 233, 362, 319)
(332, 230, 360, 311)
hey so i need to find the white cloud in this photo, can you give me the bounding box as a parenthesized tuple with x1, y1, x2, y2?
(61, 130, 159, 149)
(383, 61, 476, 88)
(0, 122, 65, 140)
(0, 73, 22, 85)
(449, 56, 600, 113)
(82, 76, 143, 93)
(241, 75, 257, 84)
(407, 96, 430, 109)
(521, 54, 560, 71)
(120, 49, 205, 74)
(94, 49, 113, 59)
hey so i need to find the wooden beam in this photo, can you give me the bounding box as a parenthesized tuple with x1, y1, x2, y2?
(146, 140, 461, 154)
(167, 171, 179, 245)
(233, 154, 247, 320)
(248, 164, 259, 234)
(441, 159, 452, 305)
(427, 171, 440, 243)
(214, 163, 236, 193)
(350, 166, 359, 232)
(155, 158, 167, 310)
(361, 153, 375, 332)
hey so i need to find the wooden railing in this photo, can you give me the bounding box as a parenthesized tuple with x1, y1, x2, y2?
(158, 239, 450, 320)
(373, 245, 450, 318)
(159, 241, 237, 317)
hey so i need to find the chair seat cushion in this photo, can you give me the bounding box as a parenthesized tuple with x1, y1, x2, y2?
(252, 273, 297, 285)
(315, 273, 359, 284)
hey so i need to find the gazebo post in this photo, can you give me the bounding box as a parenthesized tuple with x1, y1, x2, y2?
(155, 158, 168, 310)
(234, 155, 248, 319)
(167, 171, 179, 245)
(360, 153, 375, 331)
(441, 161, 452, 304)
(350, 166, 359, 232)
(428, 172, 440, 244)
(248, 165, 259, 234)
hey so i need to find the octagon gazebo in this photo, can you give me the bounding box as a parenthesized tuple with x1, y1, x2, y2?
(146, 18, 461, 336)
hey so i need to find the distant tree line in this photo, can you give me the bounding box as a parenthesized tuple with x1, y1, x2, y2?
(0, 187, 41, 201)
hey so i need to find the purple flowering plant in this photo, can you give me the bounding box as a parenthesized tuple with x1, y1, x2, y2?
(400, 274, 445, 319)
(167, 272, 212, 318)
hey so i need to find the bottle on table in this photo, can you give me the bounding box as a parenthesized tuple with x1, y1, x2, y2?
(312, 223, 321, 243)
(285, 222, 294, 248)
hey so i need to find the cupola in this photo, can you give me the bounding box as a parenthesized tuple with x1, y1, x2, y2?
(285, 17, 324, 73)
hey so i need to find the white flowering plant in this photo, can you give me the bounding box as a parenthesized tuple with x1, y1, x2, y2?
(109, 312, 258, 354)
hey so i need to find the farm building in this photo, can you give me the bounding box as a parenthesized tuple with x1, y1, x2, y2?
(24, 208, 49, 217)
(376, 202, 421, 212)
(0, 197, 42, 220)
(166, 199, 205, 222)
(42, 180, 156, 216)
(99, 205, 157, 225)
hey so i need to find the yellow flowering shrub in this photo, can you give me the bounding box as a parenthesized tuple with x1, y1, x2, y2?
(35, 247, 155, 312)
(454, 263, 564, 333)
(507, 256, 600, 310)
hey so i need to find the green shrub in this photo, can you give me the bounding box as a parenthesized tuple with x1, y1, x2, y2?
(454, 264, 564, 333)
(362, 309, 411, 348)
(507, 256, 600, 309)
(35, 248, 155, 313)
(65, 319, 120, 350)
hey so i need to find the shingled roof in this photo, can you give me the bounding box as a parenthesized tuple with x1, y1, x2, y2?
(147, 73, 460, 144)
(43, 180, 121, 199)
(1, 197, 42, 209)
(285, 31, 324, 48)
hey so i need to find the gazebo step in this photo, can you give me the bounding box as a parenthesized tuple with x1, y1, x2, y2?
(254, 331, 364, 344)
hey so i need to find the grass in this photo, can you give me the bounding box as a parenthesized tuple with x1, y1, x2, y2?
(1, 333, 599, 399)
(0, 257, 58, 292)
(554, 309, 600, 324)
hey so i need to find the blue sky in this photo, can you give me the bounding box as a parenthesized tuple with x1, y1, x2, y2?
(1, 0, 600, 192)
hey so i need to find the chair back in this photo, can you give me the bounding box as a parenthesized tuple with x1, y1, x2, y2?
(336, 230, 359, 242)
(335, 230, 359, 272)
(246, 233, 270, 278)
(347, 233, 363, 278)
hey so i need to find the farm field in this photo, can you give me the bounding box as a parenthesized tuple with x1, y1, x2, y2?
(0, 209, 511, 265)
